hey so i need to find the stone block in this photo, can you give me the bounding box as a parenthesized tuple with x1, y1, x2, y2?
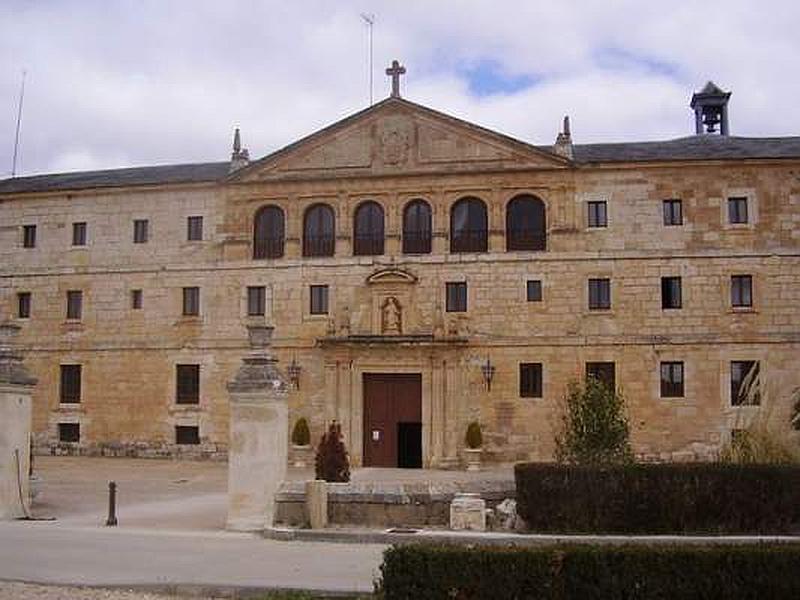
(449, 493, 486, 531)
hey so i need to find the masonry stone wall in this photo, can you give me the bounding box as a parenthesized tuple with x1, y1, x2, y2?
(1, 150, 798, 466)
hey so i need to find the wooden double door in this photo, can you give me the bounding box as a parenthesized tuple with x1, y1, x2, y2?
(363, 373, 422, 468)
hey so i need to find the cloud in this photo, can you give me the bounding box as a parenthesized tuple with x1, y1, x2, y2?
(1, 0, 799, 176)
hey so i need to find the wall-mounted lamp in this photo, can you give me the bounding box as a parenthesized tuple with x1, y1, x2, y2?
(287, 357, 302, 390)
(481, 356, 495, 392)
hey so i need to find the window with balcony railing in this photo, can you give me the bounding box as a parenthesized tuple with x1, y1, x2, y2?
(353, 201, 384, 256)
(303, 204, 335, 257)
(450, 197, 488, 253)
(403, 199, 432, 254)
(506, 194, 546, 251)
(253, 205, 285, 259)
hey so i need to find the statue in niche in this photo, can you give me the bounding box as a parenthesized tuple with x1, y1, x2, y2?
(381, 297, 403, 335)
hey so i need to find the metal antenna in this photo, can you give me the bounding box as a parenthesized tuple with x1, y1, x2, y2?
(360, 13, 375, 105)
(11, 69, 27, 177)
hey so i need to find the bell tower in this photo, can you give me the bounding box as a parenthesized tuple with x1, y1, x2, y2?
(690, 81, 731, 136)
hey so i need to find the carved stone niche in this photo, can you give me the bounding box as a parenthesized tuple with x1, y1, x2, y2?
(366, 268, 418, 335)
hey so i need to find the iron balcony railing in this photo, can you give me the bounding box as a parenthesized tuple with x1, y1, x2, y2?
(303, 234, 335, 257)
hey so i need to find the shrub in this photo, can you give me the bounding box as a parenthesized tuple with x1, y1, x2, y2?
(314, 421, 350, 482)
(290, 417, 311, 446)
(514, 462, 800, 534)
(465, 421, 482, 449)
(554, 378, 632, 465)
(377, 543, 800, 600)
(718, 365, 800, 464)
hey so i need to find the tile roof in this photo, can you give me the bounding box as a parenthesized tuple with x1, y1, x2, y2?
(569, 135, 800, 163)
(0, 161, 229, 194)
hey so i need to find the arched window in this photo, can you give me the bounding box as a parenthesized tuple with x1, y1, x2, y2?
(253, 205, 285, 259)
(353, 201, 384, 256)
(403, 199, 432, 254)
(450, 197, 488, 253)
(303, 204, 335, 257)
(506, 195, 546, 251)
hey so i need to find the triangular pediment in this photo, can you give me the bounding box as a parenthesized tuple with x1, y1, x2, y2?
(230, 97, 569, 182)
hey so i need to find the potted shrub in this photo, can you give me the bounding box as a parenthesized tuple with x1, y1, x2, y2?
(464, 421, 483, 471)
(290, 417, 312, 468)
(315, 421, 350, 482)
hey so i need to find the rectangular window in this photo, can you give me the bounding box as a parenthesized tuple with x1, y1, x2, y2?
(66, 290, 83, 320)
(663, 199, 682, 226)
(23, 225, 37, 248)
(17, 292, 31, 319)
(728, 197, 748, 224)
(588, 278, 611, 310)
(526, 280, 542, 302)
(60, 365, 82, 403)
(587, 201, 607, 228)
(586, 361, 615, 391)
(131, 289, 143, 310)
(660, 361, 684, 398)
(446, 282, 468, 313)
(58, 423, 80, 443)
(661, 276, 682, 309)
(731, 275, 752, 307)
(519, 363, 543, 398)
(187, 216, 203, 241)
(182, 287, 200, 316)
(72, 222, 87, 246)
(175, 425, 200, 445)
(247, 286, 266, 316)
(310, 285, 329, 315)
(133, 219, 149, 243)
(731, 360, 760, 406)
(176, 364, 200, 404)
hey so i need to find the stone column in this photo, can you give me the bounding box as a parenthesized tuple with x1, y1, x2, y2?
(0, 322, 37, 520)
(226, 325, 288, 532)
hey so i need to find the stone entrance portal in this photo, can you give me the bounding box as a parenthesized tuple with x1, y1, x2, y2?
(363, 373, 422, 468)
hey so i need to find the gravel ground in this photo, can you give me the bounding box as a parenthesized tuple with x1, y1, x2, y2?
(0, 582, 209, 599)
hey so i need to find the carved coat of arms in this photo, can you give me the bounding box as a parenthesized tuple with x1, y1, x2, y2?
(380, 128, 410, 165)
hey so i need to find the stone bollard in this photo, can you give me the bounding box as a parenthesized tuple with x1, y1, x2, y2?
(0, 322, 37, 521)
(226, 325, 288, 532)
(305, 479, 328, 529)
(449, 492, 486, 531)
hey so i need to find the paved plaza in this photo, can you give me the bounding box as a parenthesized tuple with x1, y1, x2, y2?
(0, 456, 514, 597)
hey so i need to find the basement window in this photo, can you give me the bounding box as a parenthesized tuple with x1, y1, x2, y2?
(58, 423, 80, 443)
(175, 425, 200, 445)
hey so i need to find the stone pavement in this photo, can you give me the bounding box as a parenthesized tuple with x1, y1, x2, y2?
(0, 521, 384, 595)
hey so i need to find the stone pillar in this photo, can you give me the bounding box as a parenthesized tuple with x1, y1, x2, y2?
(0, 323, 37, 520)
(226, 325, 288, 532)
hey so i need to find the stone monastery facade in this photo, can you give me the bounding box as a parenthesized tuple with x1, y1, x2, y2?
(1, 73, 799, 467)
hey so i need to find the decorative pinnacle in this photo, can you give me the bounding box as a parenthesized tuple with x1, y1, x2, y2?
(563, 115, 571, 137)
(233, 127, 241, 154)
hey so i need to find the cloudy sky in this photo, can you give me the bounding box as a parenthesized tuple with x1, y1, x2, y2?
(2, 0, 799, 177)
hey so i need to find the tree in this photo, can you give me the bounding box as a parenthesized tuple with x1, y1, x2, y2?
(314, 421, 350, 482)
(554, 377, 633, 465)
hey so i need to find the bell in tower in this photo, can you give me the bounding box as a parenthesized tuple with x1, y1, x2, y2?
(690, 81, 732, 136)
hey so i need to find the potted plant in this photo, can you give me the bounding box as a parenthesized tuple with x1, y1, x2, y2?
(464, 421, 483, 471)
(290, 417, 312, 468)
(315, 421, 350, 482)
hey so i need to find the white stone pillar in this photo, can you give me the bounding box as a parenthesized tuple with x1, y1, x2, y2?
(0, 323, 37, 521)
(226, 326, 288, 532)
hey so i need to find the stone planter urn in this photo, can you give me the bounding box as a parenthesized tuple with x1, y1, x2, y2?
(464, 447, 483, 472)
(464, 421, 483, 471)
(292, 444, 313, 468)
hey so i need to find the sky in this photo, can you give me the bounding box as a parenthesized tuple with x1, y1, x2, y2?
(1, 0, 799, 177)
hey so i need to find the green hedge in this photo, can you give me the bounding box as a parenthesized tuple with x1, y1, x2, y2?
(515, 463, 800, 534)
(377, 543, 800, 599)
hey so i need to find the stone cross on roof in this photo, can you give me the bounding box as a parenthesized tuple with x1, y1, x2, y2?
(386, 60, 406, 98)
